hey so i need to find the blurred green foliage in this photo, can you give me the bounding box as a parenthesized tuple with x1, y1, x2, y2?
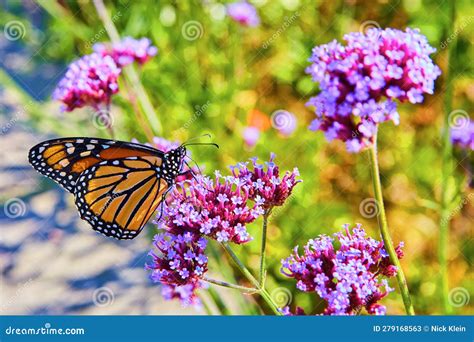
(1, 0, 472, 315)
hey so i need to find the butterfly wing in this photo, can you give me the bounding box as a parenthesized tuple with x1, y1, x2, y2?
(74, 156, 169, 239)
(29, 137, 170, 239)
(28, 137, 162, 192)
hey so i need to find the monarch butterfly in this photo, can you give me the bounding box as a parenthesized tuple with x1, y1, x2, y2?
(28, 137, 216, 240)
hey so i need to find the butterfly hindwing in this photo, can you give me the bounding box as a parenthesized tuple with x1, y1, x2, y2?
(74, 157, 169, 239)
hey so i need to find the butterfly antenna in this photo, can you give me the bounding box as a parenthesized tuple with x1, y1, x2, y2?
(181, 133, 212, 146)
(183, 142, 219, 149)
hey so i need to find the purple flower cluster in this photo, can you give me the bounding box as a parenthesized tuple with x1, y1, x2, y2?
(93, 37, 158, 67)
(148, 154, 300, 305)
(306, 28, 441, 152)
(230, 153, 301, 210)
(281, 224, 403, 315)
(451, 120, 474, 151)
(227, 1, 260, 27)
(54, 37, 157, 112)
(147, 232, 208, 306)
(161, 174, 261, 244)
(52, 53, 121, 112)
(160, 154, 300, 244)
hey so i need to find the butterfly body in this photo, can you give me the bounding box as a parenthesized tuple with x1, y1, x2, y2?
(28, 137, 187, 240)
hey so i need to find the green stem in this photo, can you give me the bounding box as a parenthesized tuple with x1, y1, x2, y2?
(203, 277, 258, 293)
(221, 243, 282, 315)
(121, 77, 155, 142)
(104, 103, 115, 139)
(92, 0, 163, 135)
(368, 139, 415, 315)
(259, 209, 271, 287)
(439, 0, 456, 315)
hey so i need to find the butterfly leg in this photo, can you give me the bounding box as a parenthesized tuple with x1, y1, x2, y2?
(181, 162, 198, 178)
(156, 187, 173, 222)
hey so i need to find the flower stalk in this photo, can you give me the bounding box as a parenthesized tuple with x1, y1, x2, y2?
(259, 209, 272, 287)
(368, 136, 415, 315)
(92, 0, 162, 135)
(103, 103, 115, 138)
(121, 77, 155, 142)
(221, 243, 282, 315)
(439, 0, 456, 314)
(203, 277, 258, 293)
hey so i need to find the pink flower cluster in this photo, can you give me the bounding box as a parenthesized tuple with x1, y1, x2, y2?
(160, 154, 301, 244)
(161, 174, 261, 244)
(281, 224, 403, 315)
(230, 153, 301, 210)
(306, 28, 441, 152)
(53, 37, 157, 112)
(227, 1, 260, 27)
(147, 154, 300, 305)
(147, 232, 208, 307)
(93, 37, 158, 67)
(52, 53, 121, 112)
(451, 120, 474, 151)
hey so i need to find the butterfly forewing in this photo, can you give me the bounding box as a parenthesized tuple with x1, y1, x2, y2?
(28, 137, 163, 193)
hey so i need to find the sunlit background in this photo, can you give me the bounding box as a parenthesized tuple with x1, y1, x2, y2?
(0, 0, 472, 315)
